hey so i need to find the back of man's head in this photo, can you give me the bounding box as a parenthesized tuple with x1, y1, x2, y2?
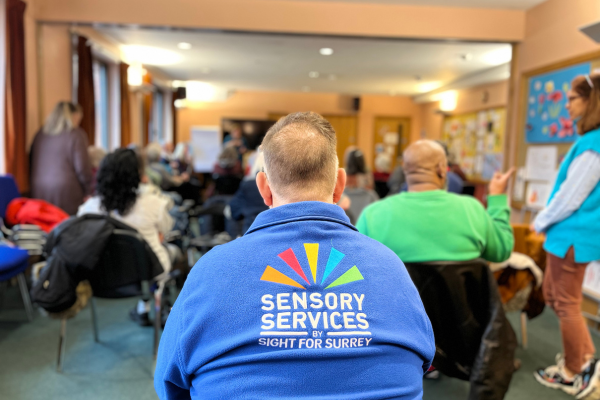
(403, 140, 448, 190)
(261, 112, 338, 201)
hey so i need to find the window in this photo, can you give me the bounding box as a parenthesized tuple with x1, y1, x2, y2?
(151, 89, 164, 143)
(93, 60, 110, 150)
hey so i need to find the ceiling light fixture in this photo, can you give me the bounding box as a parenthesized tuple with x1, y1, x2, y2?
(186, 81, 217, 102)
(437, 91, 458, 112)
(121, 45, 182, 66)
(319, 48, 334, 56)
(127, 62, 144, 86)
(177, 42, 192, 50)
(309, 71, 320, 78)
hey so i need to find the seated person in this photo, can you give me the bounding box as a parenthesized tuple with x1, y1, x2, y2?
(207, 146, 244, 197)
(387, 156, 406, 195)
(343, 147, 379, 220)
(357, 140, 514, 263)
(146, 142, 190, 191)
(228, 151, 269, 234)
(155, 112, 435, 399)
(78, 148, 176, 325)
(436, 141, 464, 194)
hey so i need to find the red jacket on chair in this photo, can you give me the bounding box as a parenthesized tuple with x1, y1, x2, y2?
(6, 198, 69, 232)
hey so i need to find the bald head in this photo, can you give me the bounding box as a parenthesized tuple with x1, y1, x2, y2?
(261, 112, 339, 201)
(403, 140, 448, 191)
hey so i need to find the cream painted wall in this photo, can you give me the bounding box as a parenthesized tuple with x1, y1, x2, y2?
(37, 24, 72, 143)
(24, 0, 39, 148)
(507, 0, 600, 168)
(35, 0, 525, 42)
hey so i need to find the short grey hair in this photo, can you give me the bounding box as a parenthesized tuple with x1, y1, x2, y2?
(261, 112, 338, 200)
(146, 142, 162, 163)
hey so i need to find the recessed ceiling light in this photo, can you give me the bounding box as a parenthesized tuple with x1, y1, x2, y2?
(320, 48, 334, 56)
(302, 86, 311, 92)
(178, 42, 192, 50)
(309, 71, 320, 78)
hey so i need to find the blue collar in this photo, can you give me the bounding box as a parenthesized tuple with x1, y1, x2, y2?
(245, 201, 356, 235)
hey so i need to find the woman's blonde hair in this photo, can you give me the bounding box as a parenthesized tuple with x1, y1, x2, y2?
(43, 101, 82, 135)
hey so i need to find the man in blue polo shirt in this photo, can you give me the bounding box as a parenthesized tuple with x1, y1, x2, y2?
(155, 112, 435, 399)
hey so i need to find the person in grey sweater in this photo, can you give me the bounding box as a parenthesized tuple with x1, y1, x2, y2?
(30, 102, 92, 215)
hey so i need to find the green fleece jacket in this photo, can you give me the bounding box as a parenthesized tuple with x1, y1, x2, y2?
(356, 190, 514, 263)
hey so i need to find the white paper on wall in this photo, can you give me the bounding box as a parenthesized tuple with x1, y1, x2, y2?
(190, 126, 222, 173)
(513, 167, 526, 201)
(525, 146, 558, 181)
(384, 132, 399, 145)
(474, 155, 484, 174)
(525, 181, 552, 209)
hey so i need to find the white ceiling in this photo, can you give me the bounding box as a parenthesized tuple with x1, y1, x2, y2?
(98, 27, 512, 96)
(277, 0, 547, 10)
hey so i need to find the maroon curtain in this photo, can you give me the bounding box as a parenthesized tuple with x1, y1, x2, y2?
(5, 0, 28, 192)
(141, 72, 152, 146)
(119, 62, 131, 147)
(77, 35, 95, 145)
(142, 93, 152, 146)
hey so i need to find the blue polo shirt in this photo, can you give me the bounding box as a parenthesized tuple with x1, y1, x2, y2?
(155, 201, 435, 399)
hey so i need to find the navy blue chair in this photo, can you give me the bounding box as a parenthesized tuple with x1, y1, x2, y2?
(0, 246, 34, 321)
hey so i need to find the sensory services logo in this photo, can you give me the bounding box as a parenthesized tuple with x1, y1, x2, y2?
(260, 244, 363, 290)
(258, 243, 372, 350)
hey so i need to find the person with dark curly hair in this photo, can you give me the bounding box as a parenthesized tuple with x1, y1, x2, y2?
(78, 148, 175, 325)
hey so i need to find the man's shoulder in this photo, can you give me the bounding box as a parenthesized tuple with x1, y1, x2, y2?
(361, 194, 398, 214)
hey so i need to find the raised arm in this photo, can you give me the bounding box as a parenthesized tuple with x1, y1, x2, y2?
(481, 169, 515, 262)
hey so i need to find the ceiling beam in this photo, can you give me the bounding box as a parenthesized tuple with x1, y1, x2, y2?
(35, 0, 525, 42)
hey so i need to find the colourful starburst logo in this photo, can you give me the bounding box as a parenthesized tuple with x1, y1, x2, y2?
(260, 244, 363, 290)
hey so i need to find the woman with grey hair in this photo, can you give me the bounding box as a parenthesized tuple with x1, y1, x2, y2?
(30, 101, 93, 215)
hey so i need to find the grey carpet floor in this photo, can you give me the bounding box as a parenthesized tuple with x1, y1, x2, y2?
(0, 284, 596, 400)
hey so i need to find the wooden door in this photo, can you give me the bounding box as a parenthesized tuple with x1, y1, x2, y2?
(373, 117, 411, 170)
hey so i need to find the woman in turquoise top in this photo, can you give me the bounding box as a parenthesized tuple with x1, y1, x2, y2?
(533, 74, 600, 398)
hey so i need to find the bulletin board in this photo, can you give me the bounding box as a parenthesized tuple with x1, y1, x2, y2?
(513, 50, 600, 209)
(442, 107, 506, 181)
(525, 63, 591, 143)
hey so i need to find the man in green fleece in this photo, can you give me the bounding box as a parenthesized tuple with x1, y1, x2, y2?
(357, 140, 515, 263)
